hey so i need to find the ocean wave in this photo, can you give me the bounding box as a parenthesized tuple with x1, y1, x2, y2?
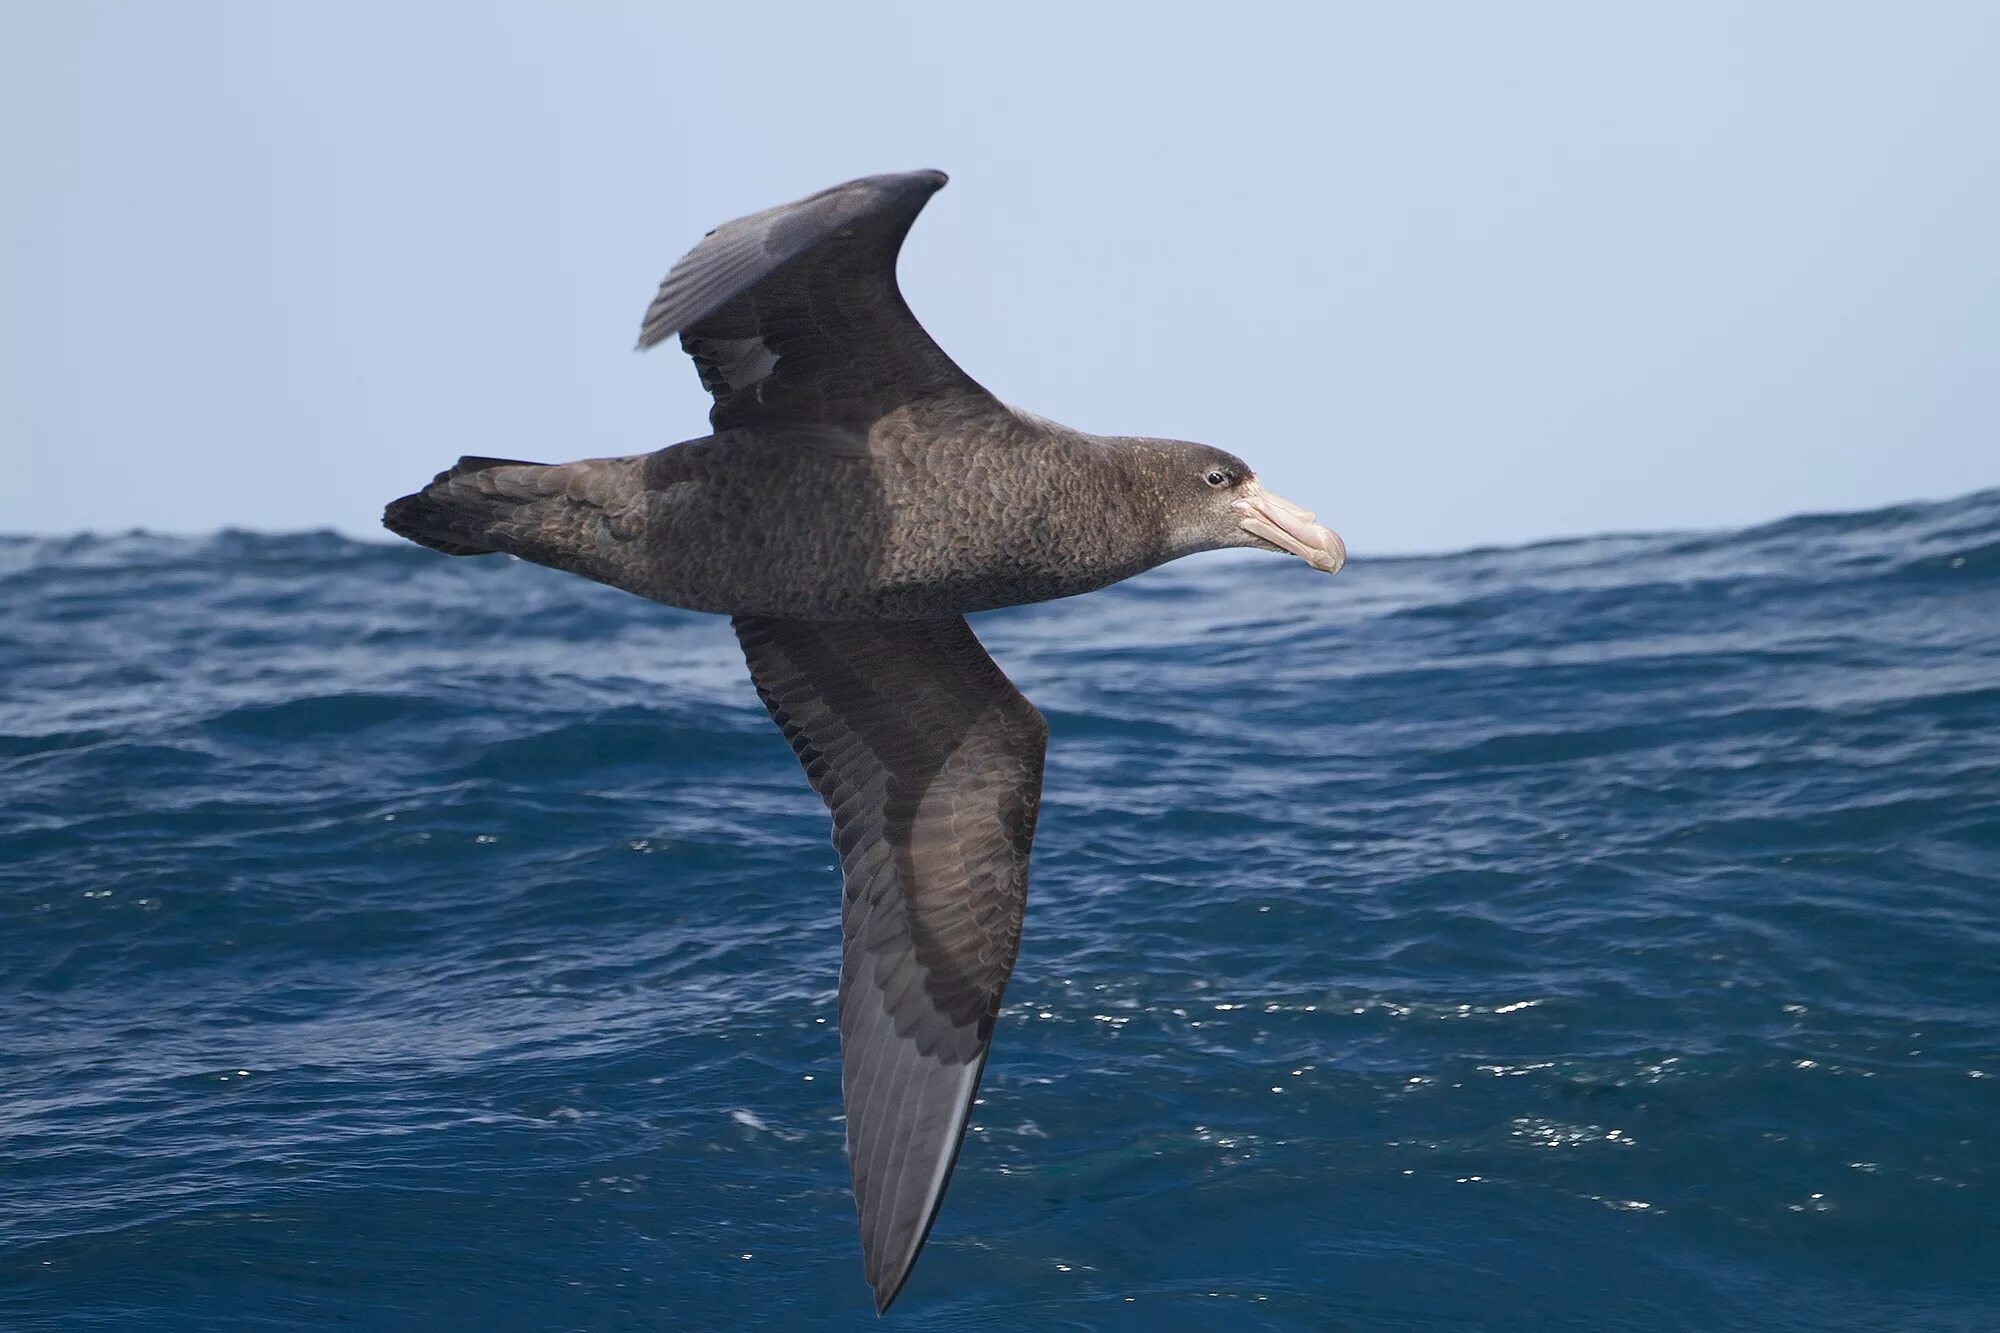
(3, 490, 1998, 1329)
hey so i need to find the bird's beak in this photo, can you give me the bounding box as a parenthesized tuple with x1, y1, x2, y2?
(1232, 483, 1346, 575)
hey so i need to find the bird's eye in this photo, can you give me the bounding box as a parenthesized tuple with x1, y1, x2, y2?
(1203, 469, 1229, 488)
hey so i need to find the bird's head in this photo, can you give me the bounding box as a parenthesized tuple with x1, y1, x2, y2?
(1149, 441, 1347, 575)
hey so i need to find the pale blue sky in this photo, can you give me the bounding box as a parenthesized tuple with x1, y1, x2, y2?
(3, 2, 1996, 553)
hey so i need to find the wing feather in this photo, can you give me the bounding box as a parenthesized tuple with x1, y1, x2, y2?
(639, 172, 993, 439)
(733, 615, 1046, 1312)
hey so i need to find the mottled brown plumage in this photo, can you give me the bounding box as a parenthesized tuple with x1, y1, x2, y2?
(383, 170, 1344, 1312)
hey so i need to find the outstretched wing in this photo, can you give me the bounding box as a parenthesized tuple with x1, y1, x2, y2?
(733, 615, 1047, 1312)
(639, 171, 991, 438)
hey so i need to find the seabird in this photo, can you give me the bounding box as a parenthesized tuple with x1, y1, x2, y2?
(384, 170, 1344, 1312)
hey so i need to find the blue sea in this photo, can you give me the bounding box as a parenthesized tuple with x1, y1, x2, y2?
(3, 490, 1997, 1332)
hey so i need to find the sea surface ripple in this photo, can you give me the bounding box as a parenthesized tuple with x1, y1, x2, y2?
(3, 491, 1998, 1331)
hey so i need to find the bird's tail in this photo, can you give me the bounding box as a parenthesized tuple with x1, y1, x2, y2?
(382, 456, 548, 557)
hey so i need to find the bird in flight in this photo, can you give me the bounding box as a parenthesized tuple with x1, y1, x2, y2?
(384, 170, 1344, 1312)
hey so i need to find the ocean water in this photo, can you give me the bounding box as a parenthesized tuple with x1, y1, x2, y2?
(2, 490, 1997, 1332)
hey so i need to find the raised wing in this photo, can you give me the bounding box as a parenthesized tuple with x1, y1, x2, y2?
(733, 615, 1047, 1312)
(639, 171, 991, 439)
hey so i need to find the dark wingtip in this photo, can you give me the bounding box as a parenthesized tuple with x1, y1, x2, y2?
(859, 169, 946, 189)
(889, 169, 948, 202)
(633, 169, 953, 355)
(635, 314, 672, 353)
(860, 169, 947, 201)
(863, 1243, 910, 1314)
(871, 1265, 911, 1316)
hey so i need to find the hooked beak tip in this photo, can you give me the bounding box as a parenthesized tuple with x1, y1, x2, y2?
(1234, 486, 1346, 576)
(1314, 529, 1348, 576)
